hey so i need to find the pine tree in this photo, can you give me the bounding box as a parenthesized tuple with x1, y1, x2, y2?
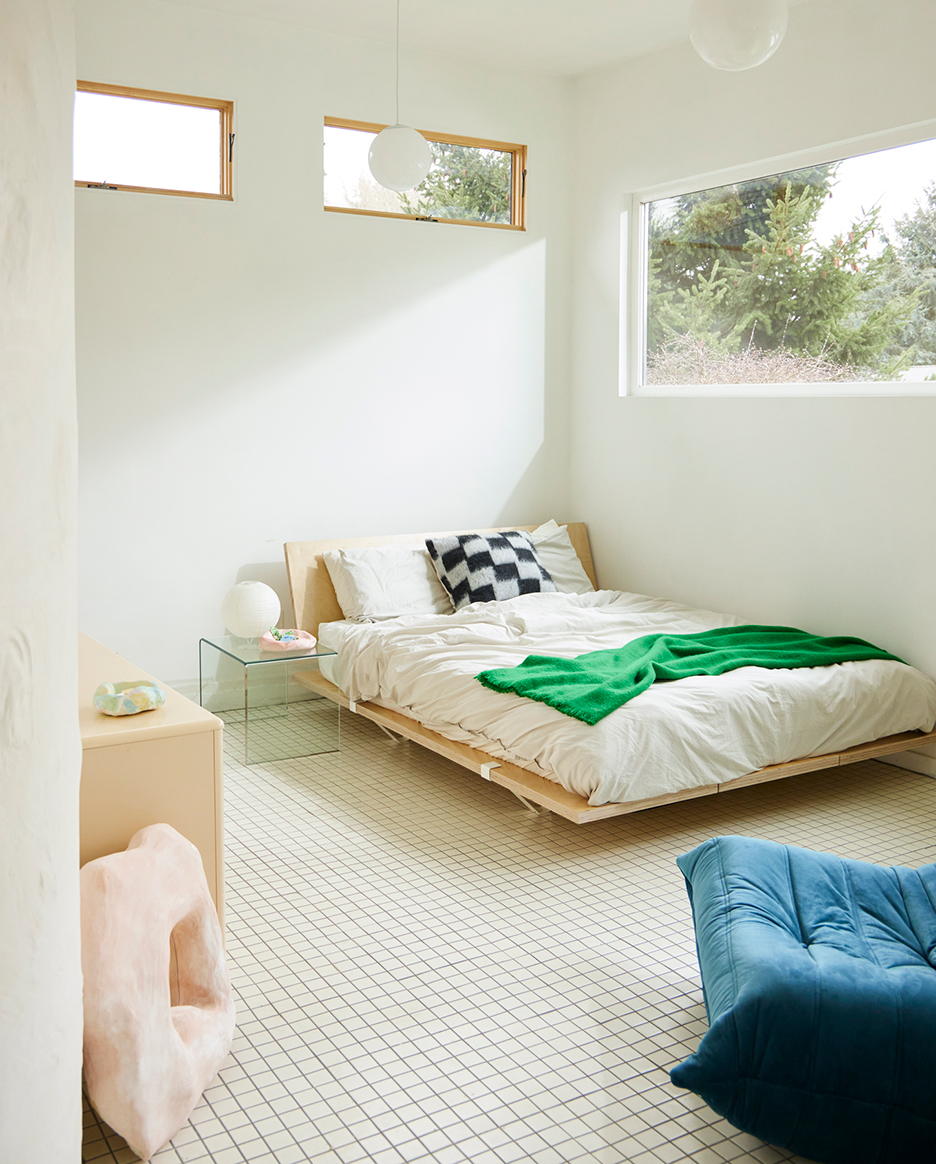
(402, 142, 512, 223)
(648, 164, 835, 346)
(873, 183, 936, 364)
(731, 187, 912, 374)
(647, 166, 915, 380)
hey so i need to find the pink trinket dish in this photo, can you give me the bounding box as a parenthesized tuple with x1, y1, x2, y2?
(259, 629, 316, 652)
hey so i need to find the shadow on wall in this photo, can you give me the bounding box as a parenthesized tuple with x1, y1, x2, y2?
(493, 443, 576, 548)
(77, 234, 563, 683)
(76, 215, 540, 444)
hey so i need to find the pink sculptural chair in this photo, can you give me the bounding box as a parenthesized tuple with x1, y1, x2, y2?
(81, 823, 236, 1161)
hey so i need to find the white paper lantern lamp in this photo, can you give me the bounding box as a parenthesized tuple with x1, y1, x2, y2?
(690, 0, 788, 71)
(221, 581, 281, 640)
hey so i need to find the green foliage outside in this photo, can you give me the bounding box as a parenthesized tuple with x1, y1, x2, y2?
(650, 165, 834, 314)
(402, 142, 512, 224)
(647, 163, 928, 383)
(873, 183, 936, 364)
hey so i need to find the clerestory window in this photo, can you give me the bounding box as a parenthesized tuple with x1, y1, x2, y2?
(324, 118, 526, 230)
(74, 81, 233, 200)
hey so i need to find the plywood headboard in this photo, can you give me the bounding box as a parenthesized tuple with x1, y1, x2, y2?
(284, 523, 597, 638)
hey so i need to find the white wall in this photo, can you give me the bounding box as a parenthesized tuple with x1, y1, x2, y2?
(76, 0, 574, 684)
(571, 0, 936, 683)
(0, 0, 82, 1157)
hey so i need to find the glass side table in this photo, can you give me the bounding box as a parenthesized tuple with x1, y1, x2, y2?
(199, 635, 339, 765)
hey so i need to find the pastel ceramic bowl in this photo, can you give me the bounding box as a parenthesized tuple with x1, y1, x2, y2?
(93, 681, 166, 716)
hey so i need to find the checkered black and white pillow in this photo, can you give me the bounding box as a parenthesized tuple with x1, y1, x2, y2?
(425, 531, 557, 611)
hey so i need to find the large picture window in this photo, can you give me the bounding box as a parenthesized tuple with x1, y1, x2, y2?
(627, 129, 936, 394)
(74, 81, 233, 199)
(324, 118, 526, 230)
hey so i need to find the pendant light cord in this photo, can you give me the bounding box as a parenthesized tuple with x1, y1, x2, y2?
(395, 0, 401, 125)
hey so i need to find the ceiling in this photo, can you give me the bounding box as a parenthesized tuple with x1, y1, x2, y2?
(164, 0, 816, 78)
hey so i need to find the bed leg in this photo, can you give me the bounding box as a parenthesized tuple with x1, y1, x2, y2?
(511, 792, 549, 816)
(480, 763, 548, 816)
(375, 723, 403, 745)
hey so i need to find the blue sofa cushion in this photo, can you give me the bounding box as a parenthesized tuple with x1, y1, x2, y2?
(670, 836, 936, 1164)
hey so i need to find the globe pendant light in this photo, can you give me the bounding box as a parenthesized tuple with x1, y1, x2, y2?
(690, 0, 788, 71)
(369, 125, 432, 192)
(368, 0, 432, 192)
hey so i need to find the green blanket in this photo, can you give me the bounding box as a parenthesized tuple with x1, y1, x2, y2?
(476, 624, 903, 726)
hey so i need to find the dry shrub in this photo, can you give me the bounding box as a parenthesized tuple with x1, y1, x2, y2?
(646, 333, 869, 385)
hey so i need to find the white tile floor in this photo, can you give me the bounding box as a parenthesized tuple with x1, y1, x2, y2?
(83, 706, 936, 1164)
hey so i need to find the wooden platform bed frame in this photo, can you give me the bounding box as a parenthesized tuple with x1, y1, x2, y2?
(285, 525, 936, 825)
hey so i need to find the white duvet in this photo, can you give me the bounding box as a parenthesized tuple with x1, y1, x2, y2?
(318, 590, 936, 806)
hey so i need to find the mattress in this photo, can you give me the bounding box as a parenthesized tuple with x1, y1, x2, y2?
(318, 653, 341, 687)
(318, 590, 936, 806)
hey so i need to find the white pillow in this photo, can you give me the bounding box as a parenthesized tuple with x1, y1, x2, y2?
(323, 545, 454, 622)
(530, 521, 595, 595)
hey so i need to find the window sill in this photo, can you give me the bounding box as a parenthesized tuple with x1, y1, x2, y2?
(75, 181, 233, 201)
(625, 380, 936, 398)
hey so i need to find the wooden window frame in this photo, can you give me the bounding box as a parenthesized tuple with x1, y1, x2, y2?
(324, 117, 527, 231)
(75, 81, 234, 201)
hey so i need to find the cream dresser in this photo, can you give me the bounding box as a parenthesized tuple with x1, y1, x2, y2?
(79, 632, 225, 924)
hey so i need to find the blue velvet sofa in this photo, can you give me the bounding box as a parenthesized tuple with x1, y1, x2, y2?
(670, 835, 936, 1164)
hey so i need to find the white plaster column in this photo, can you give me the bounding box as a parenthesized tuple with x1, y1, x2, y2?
(0, 0, 82, 1158)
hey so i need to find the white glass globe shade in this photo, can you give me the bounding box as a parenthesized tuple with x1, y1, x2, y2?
(690, 0, 788, 71)
(368, 124, 432, 192)
(221, 581, 281, 639)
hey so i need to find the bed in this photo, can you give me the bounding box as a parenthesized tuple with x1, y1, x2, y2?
(284, 524, 936, 824)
